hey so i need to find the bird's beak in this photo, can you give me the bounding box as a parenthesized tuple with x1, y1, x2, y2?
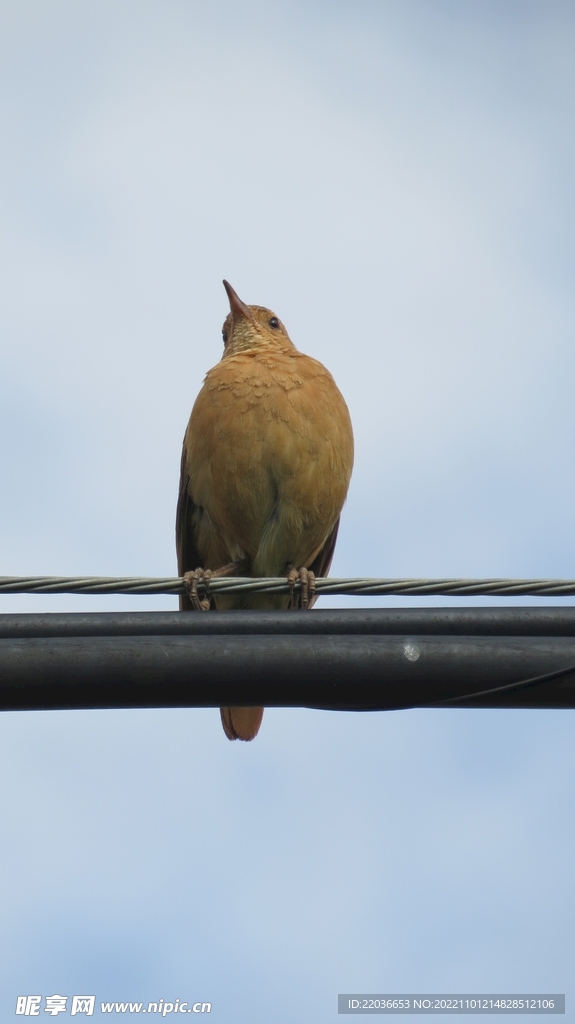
(223, 280, 252, 321)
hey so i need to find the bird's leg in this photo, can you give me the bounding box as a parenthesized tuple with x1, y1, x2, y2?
(286, 565, 316, 610)
(183, 560, 245, 611)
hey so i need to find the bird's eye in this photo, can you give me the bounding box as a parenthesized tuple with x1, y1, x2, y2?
(269, 317, 280, 329)
(222, 330, 228, 344)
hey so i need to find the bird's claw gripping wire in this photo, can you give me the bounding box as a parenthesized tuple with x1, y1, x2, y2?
(287, 565, 316, 609)
(183, 561, 246, 611)
(183, 568, 213, 611)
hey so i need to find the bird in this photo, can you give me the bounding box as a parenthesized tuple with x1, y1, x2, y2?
(176, 281, 354, 741)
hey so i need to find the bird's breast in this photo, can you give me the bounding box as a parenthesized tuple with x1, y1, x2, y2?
(184, 349, 354, 565)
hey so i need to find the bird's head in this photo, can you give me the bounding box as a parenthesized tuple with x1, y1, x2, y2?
(221, 280, 296, 357)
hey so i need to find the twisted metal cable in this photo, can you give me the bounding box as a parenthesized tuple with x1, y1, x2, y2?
(1, 575, 575, 597)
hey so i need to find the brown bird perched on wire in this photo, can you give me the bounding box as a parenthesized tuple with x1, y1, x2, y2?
(176, 281, 354, 741)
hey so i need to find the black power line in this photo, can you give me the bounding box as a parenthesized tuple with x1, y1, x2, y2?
(1, 609, 575, 712)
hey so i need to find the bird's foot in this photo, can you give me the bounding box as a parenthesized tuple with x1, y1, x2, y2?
(286, 565, 316, 610)
(183, 568, 213, 611)
(183, 560, 245, 611)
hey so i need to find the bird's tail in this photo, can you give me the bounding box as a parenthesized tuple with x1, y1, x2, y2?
(220, 706, 264, 741)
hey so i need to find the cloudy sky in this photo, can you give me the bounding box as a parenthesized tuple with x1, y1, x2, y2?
(0, 0, 574, 1020)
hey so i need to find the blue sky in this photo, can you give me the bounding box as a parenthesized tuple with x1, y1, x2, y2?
(0, 1, 574, 1020)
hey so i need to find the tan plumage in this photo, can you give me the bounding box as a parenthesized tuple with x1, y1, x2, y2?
(176, 281, 354, 740)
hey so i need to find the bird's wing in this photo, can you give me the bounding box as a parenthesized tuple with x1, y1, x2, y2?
(175, 446, 209, 611)
(304, 518, 341, 610)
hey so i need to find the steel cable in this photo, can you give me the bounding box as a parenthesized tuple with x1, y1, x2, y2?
(1, 575, 575, 597)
